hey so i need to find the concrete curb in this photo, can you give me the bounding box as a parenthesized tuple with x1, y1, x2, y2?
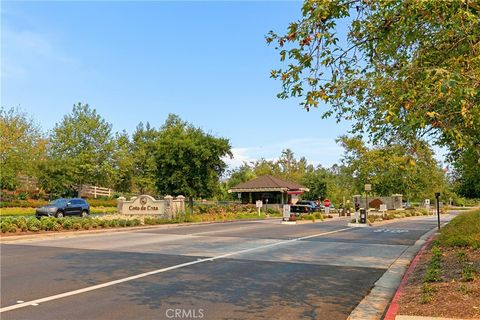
(347, 226, 440, 320)
(383, 233, 437, 320)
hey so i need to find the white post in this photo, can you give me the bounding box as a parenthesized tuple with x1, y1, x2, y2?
(94, 186, 97, 198)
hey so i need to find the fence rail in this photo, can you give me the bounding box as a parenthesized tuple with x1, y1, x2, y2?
(79, 185, 113, 198)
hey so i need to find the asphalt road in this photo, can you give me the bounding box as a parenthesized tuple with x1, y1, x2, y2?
(0, 214, 452, 320)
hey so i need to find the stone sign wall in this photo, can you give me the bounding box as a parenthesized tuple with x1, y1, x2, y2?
(353, 194, 403, 210)
(117, 195, 185, 219)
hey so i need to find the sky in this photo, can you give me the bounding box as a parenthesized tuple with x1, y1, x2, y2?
(1, 1, 445, 170)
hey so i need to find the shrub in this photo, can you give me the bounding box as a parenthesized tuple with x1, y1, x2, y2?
(1, 221, 11, 233)
(26, 217, 42, 232)
(61, 218, 74, 230)
(40, 217, 57, 231)
(423, 246, 442, 283)
(14, 217, 28, 232)
(144, 217, 156, 225)
(314, 212, 324, 220)
(81, 219, 92, 230)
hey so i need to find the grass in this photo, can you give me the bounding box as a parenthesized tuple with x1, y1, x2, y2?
(436, 209, 480, 248)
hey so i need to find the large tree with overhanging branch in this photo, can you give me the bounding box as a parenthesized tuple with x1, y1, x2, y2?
(266, 0, 480, 157)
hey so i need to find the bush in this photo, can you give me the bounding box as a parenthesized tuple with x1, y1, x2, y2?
(60, 218, 74, 230)
(40, 217, 57, 231)
(26, 217, 42, 232)
(1, 221, 11, 233)
(144, 217, 156, 225)
(14, 217, 28, 232)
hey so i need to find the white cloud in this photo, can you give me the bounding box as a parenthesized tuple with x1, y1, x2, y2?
(224, 137, 344, 170)
(1, 27, 76, 81)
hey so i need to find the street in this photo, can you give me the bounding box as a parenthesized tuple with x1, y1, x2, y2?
(0, 215, 451, 320)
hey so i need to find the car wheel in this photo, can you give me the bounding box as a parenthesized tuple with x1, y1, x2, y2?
(55, 211, 64, 218)
(81, 210, 88, 218)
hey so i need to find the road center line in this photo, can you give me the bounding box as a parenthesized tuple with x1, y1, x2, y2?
(0, 227, 351, 313)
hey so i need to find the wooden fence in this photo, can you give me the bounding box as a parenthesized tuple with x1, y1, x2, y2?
(79, 185, 113, 198)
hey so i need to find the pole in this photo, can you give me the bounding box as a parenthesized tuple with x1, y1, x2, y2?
(435, 192, 440, 230)
(366, 191, 368, 211)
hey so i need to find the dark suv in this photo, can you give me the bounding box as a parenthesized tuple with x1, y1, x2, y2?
(36, 198, 90, 218)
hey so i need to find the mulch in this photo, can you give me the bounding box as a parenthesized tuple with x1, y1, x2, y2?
(397, 244, 480, 319)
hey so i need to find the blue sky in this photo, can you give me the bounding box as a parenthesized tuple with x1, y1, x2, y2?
(2, 1, 443, 169)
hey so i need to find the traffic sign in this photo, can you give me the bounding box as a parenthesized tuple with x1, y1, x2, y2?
(324, 199, 331, 207)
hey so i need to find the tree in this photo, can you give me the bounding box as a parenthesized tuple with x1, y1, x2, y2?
(112, 131, 134, 193)
(45, 103, 115, 195)
(301, 166, 328, 200)
(155, 114, 232, 210)
(267, 0, 480, 156)
(0, 107, 46, 190)
(337, 136, 447, 200)
(131, 122, 159, 194)
(452, 147, 480, 198)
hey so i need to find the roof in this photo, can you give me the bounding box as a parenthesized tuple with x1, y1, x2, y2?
(228, 175, 309, 193)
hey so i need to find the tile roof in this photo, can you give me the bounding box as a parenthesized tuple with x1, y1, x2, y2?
(228, 175, 307, 191)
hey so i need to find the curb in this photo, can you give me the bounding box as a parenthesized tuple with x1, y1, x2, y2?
(347, 226, 440, 320)
(383, 233, 437, 320)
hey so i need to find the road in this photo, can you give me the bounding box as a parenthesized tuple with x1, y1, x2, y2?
(0, 214, 452, 320)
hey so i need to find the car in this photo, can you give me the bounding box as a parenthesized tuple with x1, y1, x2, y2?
(36, 198, 90, 218)
(290, 200, 319, 215)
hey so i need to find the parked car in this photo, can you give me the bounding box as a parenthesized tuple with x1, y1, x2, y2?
(35, 198, 90, 218)
(290, 200, 318, 215)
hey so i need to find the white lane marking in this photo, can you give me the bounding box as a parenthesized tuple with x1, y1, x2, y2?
(0, 227, 351, 313)
(373, 229, 410, 233)
(15, 301, 23, 304)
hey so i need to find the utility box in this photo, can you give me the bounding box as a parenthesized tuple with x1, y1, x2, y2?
(360, 208, 367, 224)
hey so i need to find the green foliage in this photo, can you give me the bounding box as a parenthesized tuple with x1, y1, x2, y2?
(338, 136, 447, 199)
(131, 122, 159, 194)
(267, 0, 480, 156)
(301, 167, 328, 200)
(26, 217, 42, 232)
(436, 210, 480, 249)
(420, 283, 437, 304)
(423, 246, 443, 283)
(41, 103, 116, 195)
(0, 107, 46, 190)
(155, 114, 232, 201)
(452, 147, 480, 198)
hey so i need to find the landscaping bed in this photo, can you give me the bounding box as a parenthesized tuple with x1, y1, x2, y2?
(0, 211, 282, 235)
(396, 210, 480, 319)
